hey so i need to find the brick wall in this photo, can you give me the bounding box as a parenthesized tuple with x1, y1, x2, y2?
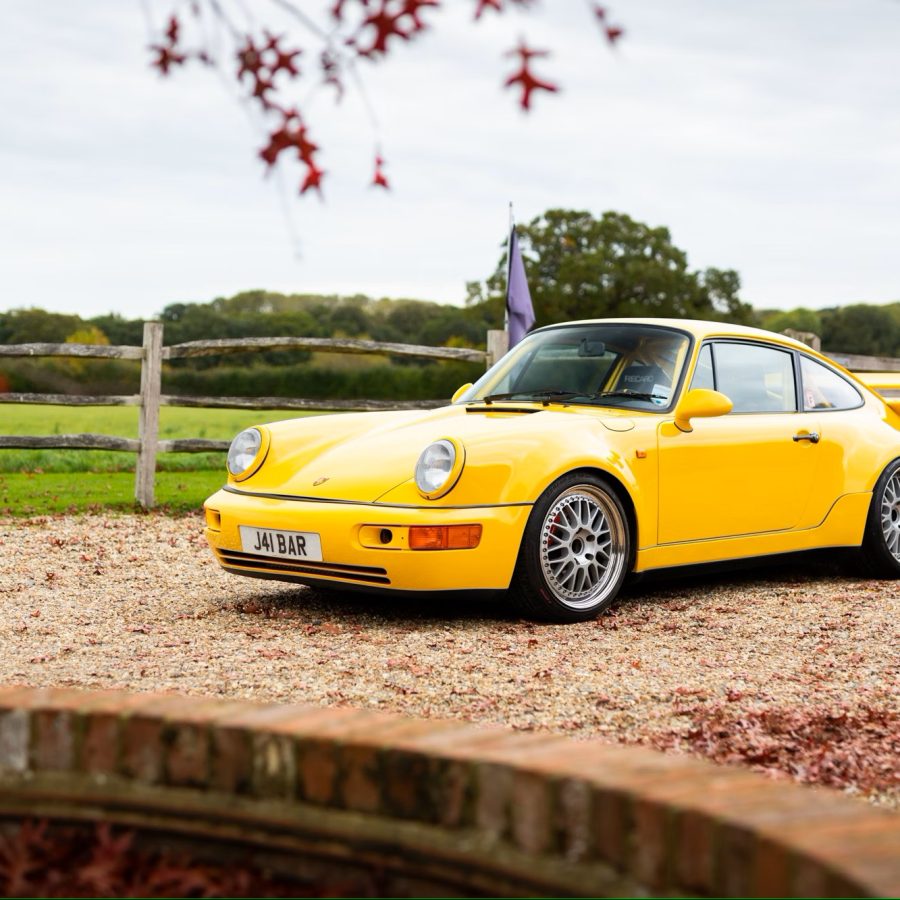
(0, 686, 897, 897)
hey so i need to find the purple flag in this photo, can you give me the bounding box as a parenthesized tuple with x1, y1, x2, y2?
(506, 226, 535, 347)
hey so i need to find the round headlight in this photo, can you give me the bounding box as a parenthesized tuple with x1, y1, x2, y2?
(227, 427, 263, 477)
(415, 439, 461, 498)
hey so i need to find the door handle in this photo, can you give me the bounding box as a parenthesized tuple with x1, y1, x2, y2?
(792, 431, 820, 443)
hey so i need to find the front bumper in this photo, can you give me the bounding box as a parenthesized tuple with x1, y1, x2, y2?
(203, 488, 532, 592)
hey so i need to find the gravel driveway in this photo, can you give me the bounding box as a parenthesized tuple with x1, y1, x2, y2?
(2, 512, 898, 807)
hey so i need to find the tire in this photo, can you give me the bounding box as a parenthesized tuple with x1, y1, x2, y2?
(860, 457, 900, 577)
(510, 472, 632, 623)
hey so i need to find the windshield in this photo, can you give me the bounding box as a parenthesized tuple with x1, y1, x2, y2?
(457, 323, 692, 412)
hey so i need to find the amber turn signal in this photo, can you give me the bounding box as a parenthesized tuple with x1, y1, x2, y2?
(408, 524, 482, 550)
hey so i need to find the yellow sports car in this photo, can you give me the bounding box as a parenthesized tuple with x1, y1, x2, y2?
(204, 318, 900, 622)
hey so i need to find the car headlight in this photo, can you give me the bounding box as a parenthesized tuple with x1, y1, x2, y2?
(227, 427, 268, 480)
(414, 438, 464, 499)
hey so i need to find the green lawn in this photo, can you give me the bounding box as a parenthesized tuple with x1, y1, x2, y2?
(0, 404, 327, 515)
(0, 404, 323, 473)
(0, 470, 226, 516)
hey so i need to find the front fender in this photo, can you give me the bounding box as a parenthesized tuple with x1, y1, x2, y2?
(375, 415, 659, 550)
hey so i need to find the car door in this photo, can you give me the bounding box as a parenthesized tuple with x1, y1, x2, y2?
(791, 353, 867, 527)
(657, 340, 821, 544)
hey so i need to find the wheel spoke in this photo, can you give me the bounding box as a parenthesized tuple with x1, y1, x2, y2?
(538, 485, 627, 610)
(877, 472, 900, 562)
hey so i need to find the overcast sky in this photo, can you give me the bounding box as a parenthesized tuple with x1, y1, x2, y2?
(1, 0, 898, 321)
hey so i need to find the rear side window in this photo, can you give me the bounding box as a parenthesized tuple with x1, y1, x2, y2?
(714, 342, 797, 413)
(799, 356, 862, 411)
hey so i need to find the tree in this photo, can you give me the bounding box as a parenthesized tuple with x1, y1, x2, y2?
(468, 209, 753, 327)
(0, 308, 85, 344)
(760, 307, 823, 336)
(65, 326, 109, 346)
(819, 304, 900, 357)
(144, 1, 625, 196)
(64, 325, 110, 377)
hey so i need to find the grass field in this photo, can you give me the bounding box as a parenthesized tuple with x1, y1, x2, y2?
(0, 405, 322, 473)
(0, 405, 324, 514)
(0, 470, 226, 515)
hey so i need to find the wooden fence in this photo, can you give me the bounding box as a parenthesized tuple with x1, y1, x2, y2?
(0, 323, 510, 508)
(2, 323, 898, 509)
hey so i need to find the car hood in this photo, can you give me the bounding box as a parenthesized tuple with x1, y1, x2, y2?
(237, 403, 644, 505)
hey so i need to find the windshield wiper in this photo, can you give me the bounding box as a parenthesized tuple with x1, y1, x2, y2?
(475, 388, 670, 407)
(479, 389, 589, 406)
(593, 390, 669, 402)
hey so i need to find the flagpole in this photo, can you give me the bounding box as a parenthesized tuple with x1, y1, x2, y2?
(504, 201, 513, 333)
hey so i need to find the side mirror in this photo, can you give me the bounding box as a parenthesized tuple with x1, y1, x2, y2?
(451, 382, 474, 404)
(673, 388, 732, 433)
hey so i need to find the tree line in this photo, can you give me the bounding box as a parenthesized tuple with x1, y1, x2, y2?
(1, 209, 897, 400)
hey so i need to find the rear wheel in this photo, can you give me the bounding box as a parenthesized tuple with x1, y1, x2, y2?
(860, 458, 900, 577)
(510, 473, 631, 622)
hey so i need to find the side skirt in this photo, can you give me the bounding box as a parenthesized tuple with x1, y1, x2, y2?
(634, 492, 871, 573)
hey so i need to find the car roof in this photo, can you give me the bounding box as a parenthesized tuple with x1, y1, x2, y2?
(533, 318, 810, 352)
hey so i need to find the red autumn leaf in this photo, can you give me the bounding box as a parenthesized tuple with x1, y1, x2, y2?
(149, 44, 186, 76)
(300, 161, 326, 195)
(331, 0, 370, 21)
(0, 820, 49, 896)
(474, 0, 503, 18)
(504, 42, 558, 111)
(398, 0, 439, 32)
(235, 37, 265, 81)
(371, 153, 390, 188)
(648, 703, 900, 796)
(164, 14, 180, 44)
(77, 823, 133, 895)
(251, 74, 276, 104)
(272, 47, 302, 77)
(357, 0, 412, 56)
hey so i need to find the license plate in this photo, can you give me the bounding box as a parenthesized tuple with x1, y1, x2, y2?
(239, 525, 323, 562)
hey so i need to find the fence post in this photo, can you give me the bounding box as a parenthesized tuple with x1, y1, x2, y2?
(486, 330, 509, 369)
(135, 322, 163, 508)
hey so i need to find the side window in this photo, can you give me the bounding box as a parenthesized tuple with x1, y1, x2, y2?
(714, 343, 797, 413)
(689, 344, 715, 391)
(800, 356, 862, 411)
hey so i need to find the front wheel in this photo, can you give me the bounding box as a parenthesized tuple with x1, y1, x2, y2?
(510, 473, 631, 623)
(860, 458, 900, 577)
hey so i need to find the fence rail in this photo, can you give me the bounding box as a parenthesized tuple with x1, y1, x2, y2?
(0, 324, 507, 508)
(0, 343, 144, 360)
(0, 336, 488, 364)
(163, 335, 488, 363)
(0, 392, 445, 412)
(824, 352, 900, 372)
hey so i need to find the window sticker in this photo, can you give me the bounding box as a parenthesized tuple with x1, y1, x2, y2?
(652, 383, 670, 405)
